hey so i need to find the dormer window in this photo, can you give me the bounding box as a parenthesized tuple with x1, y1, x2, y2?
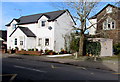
(41, 21, 46, 27)
(106, 6, 112, 13)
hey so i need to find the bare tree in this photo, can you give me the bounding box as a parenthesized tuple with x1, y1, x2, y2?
(52, 1, 99, 56)
(52, 1, 119, 57)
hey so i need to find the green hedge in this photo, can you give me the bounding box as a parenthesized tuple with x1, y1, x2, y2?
(113, 43, 120, 55)
(70, 35, 79, 52)
(85, 41, 101, 56)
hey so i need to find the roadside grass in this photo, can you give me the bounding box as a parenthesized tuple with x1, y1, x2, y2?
(54, 55, 89, 61)
(16, 53, 120, 61)
(101, 54, 119, 61)
(54, 54, 120, 61)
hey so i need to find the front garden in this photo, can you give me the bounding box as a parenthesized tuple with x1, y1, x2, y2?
(8, 47, 70, 56)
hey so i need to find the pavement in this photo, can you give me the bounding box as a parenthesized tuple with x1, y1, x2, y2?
(2, 53, 119, 72)
(3, 56, 119, 80)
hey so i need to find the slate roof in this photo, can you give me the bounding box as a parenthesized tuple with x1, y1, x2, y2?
(6, 10, 68, 26)
(9, 26, 36, 37)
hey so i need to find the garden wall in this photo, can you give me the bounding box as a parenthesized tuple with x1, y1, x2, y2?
(16, 51, 42, 56)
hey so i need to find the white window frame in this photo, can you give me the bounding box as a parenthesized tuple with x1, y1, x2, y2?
(45, 38, 49, 46)
(15, 38, 17, 45)
(111, 20, 116, 29)
(20, 41, 23, 45)
(38, 38, 42, 46)
(41, 20, 46, 27)
(103, 17, 116, 30)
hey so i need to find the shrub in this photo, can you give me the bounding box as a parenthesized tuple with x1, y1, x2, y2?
(40, 49, 43, 53)
(85, 41, 101, 56)
(21, 49, 25, 51)
(44, 49, 50, 55)
(44, 50, 57, 55)
(28, 49, 32, 51)
(15, 47, 19, 50)
(113, 43, 120, 55)
(45, 49, 49, 53)
(31, 48, 34, 51)
(34, 48, 38, 51)
(59, 49, 68, 54)
(70, 35, 79, 53)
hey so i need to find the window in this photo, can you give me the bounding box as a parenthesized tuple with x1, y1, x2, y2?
(103, 21, 107, 30)
(106, 6, 112, 13)
(38, 38, 42, 46)
(15, 38, 17, 45)
(112, 21, 115, 29)
(48, 26, 52, 30)
(12, 24, 16, 29)
(41, 21, 46, 27)
(103, 17, 115, 30)
(45, 38, 49, 46)
(20, 41, 23, 45)
(108, 23, 111, 29)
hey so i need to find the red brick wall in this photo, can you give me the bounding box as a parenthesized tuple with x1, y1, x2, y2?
(105, 30, 120, 44)
(96, 6, 120, 44)
(16, 51, 42, 56)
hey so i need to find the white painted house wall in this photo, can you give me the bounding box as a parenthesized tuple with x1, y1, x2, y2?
(7, 20, 18, 50)
(9, 28, 27, 50)
(88, 19, 97, 35)
(100, 38, 113, 56)
(7, 11, 75, 52)
(54, 12, 74, 52)
(36, 16, 55, 51)
(26, 37, 36, 50)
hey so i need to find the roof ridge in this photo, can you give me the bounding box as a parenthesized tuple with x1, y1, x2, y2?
(19, 9, 66, 18)
(6, 9, 69, 26)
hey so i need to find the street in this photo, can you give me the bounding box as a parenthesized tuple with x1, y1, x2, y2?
(2, 55, 119, 81)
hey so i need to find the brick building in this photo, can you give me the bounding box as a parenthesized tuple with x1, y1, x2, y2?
(89, 4, 120, 44)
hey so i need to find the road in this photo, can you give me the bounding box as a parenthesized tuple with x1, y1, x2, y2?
(2, 56, 119, 81)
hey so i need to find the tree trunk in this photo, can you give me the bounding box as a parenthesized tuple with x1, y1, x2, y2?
(79, 32, 85, 56)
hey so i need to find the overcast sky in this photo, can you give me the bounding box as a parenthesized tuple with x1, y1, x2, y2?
(1, 1, 117, 30)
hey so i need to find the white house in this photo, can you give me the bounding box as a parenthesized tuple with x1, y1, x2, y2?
(88, 15, 97, 35)
(6, 10, 75, 52)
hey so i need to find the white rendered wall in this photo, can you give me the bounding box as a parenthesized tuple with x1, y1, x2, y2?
(36, 16, 55, 51)
(18, 16, 55, 51)
(7, 20, 18, 49)
(54, 11, 74, 52)
(7, 12, 75, 52)
(26, 37, 36, 50)
(8, 28, 27, 50)
(88, 19, 97, 35)
(100, 39, 113, 56)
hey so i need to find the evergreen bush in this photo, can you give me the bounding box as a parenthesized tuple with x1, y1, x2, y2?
(113, 43, 120, 55)
(85, 41, 101, 56)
